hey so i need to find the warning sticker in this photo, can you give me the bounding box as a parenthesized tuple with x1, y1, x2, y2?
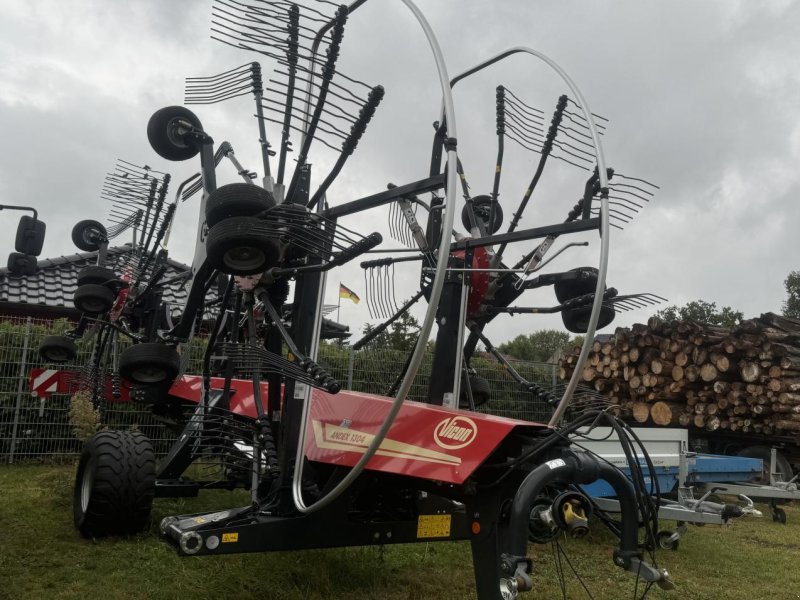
(221, 532, 239, 543)
(416, 514, 451, 539)
(545, 458, 566, 470)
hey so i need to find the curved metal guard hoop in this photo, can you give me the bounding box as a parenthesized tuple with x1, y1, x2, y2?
(292, 6, 610, 514)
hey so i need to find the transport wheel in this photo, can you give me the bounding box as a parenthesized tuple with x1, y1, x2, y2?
(74, 284, 116, 314)
(77, 266, 117, 287)
(554, 266, 603, 303)
(119, 343, 181, 385)
(461, 195, 503, 234)
(656, 530, 679, 551)
(460, 373, 491, 408)
(206, 216, 280, 275)
(15, 215, 46, 256)
(561, 304, 616, 333)
(205, 182, 276, 228)
(737, 445, 793, 484)
(74, 430, 155, 537)
(147, 106, 203, 161)
(71, 220, 107, 252)
(39, 335, 77, 363)
(772, 507, 787, 524)
(6, 252, 36, 276)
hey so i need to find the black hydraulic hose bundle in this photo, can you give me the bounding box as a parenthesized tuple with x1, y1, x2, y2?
(481, 410, 662, 558)
(507, 450, 641, 558)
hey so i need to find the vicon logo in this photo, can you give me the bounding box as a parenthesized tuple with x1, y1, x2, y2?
(434, 416, 478, 450)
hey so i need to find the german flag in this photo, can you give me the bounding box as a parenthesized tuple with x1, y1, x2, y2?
(339, 283, 360, 304)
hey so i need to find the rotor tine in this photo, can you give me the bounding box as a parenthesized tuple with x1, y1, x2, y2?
(378, 265, 391, 319)
(608, 186, 653, 204)
(614, 298, 643, 310)
(612, 172, 661, 191)
(382, 266, 392, 318)
(384, 264, 395, 317)
(607, 202, 640, 218)
(608, 194, 645, 211)
(390, 263, 399, 313)
(389, 202, 401, 243)
(374, 266, 384, 319)
(623, 296, 650, 309)
(645, 293, 669, 303)
(366, 267, 376, 319)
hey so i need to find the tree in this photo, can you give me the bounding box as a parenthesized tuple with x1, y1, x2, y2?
(497, 329, 575, 363)
(654, 300, 743, 328)
(360, 309, 421, 352)
(783, 271, 800, 318)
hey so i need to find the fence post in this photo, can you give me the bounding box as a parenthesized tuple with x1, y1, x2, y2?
(9, 317, 33, 465)
(347, 346, 354, 389)
(551, 362, 557, 390)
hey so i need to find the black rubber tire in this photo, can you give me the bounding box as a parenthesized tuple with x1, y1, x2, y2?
(562, 304, 616, 334)
(773, 507, 787, 524)
(737, 446, 793, 484)
(15, 215, 46, 256)
(147, 106, 203, 161)
(119, 343, 181, 385)
(205, 216, 280, 275)
(77, 266, 117, 287)
(554, 267, 603, 303)
(74, 283, 116, 314)
(460, 374, 491, 408)
(205, 183, 276, 228)
(73, 430, 155, 537)
(6, 252, 36, 276)
(39, 335, 77, 363)
(461, 195, 503, 234)
(72, 220, 107, 252)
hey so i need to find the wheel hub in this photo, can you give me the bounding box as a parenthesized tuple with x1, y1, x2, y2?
(225, 246, 265, 271)
(80, 458, 95, 513)
(133, 366, 167, 383)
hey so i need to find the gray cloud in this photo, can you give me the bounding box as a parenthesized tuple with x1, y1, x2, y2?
(1, 0, 798, 347)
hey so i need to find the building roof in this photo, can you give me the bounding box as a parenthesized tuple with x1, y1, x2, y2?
(0, 245, 194, 313)
(0, 245, 350, 338)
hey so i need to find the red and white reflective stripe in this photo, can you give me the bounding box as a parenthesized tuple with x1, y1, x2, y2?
(32, 369, 59, 395)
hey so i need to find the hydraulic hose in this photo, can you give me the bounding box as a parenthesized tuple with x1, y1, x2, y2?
(507, 451, 639, 558)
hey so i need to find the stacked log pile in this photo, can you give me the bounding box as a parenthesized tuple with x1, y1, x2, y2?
(558, 313, 800, 436)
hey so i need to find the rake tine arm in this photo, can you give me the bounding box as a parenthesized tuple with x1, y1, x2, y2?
(467, 324, 554, 401)
(490, 85, 506, 216)
(257, 291, 339, 393)
(495, 95, 567, 262)
(136, 178, 159, 251)
(351, 289, 426, 351)
(308, 84, 384, 210)
(136, 203, 177, 281)
(140, 174, 171, 259)
(286, 6, 348, 202)
(276, 4, 300, 185)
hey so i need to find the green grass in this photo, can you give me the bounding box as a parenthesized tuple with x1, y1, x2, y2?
(1, 465, 800, 600)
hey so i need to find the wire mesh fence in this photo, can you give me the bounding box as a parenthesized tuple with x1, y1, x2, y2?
(0, 315, 556, 463)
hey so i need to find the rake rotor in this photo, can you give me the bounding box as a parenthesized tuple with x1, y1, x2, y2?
(209, 0, 384, 203)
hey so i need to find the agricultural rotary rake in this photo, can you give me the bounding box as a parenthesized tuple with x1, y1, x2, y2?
(37, 1, 675, 597)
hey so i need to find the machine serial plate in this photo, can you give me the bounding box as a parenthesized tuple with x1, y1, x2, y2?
(416, 514, 451, 538)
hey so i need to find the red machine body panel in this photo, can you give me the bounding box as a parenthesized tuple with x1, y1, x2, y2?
(304, 389, 548, 484)
(168, 375, 271, 418)
(29, 369, 547, 484)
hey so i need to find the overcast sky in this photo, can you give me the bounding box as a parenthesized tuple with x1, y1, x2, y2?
(1, 0, 799, 348)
